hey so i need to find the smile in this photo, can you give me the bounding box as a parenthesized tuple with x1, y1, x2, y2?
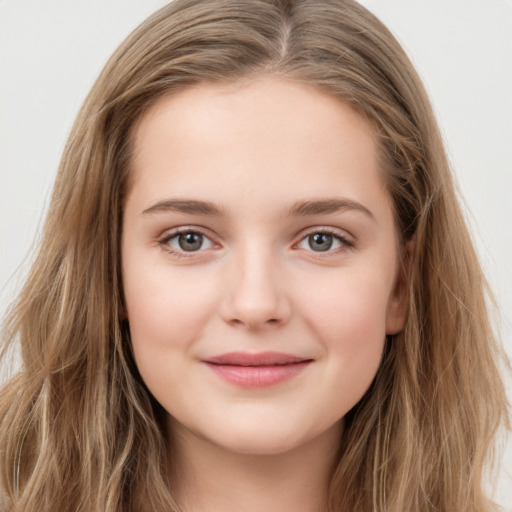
(202, 351, 313, 388)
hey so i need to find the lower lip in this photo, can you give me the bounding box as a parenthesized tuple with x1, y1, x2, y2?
(204, 361, 311, 388)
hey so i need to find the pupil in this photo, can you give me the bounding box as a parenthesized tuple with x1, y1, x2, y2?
(309, 233, 332, 252)
(179, 232, 203, 251)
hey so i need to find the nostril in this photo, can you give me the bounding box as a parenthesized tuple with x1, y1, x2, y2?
(220, 281, 292, 329)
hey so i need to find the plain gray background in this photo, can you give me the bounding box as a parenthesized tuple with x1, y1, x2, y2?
(1, 0, 511, 508)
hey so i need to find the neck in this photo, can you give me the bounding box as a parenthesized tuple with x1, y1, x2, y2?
(167, 422, 342, 512)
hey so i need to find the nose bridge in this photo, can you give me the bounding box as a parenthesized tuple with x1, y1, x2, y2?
(221, 237, 290, 329)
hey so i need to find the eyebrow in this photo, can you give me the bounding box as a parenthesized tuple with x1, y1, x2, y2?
(287, 198, 375, 220)
(142, 199, 225, 216)
(141, 197, 374, 220)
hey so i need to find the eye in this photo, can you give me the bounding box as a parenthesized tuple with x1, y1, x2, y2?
(296, 231, 351, 252)
(164, 230, 215, 253)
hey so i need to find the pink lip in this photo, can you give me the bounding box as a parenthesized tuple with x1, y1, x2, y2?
(202, 351, 313, 388)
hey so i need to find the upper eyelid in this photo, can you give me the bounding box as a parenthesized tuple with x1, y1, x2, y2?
(158, 226, 216, 242)
(157, 225, 354, 248)
(157, 225, 353, 239)
(296, 226, 353, 242)
(293, 227, 356, 256)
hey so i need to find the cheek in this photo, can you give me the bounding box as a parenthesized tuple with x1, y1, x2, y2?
(123, 264, 222, 410)
(123, 263, 219, 361)
(297, 264, 393, 393)
(301, 264, 391, 340)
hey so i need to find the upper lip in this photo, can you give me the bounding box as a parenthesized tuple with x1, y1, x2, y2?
(203, 351, 312, 366)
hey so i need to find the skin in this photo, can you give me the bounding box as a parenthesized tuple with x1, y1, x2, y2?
(122, 75, 410, 512)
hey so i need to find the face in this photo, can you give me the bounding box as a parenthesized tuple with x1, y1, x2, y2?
(122, 75, 408, 456)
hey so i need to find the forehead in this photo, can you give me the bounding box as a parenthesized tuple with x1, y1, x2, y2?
(127, 75, 389, 220)
(132, 76, 377, 164)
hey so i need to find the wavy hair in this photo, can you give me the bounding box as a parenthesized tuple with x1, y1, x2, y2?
(0, 1, 509, 511)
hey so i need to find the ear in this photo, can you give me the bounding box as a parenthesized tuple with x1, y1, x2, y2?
(386, 239, 415, 335)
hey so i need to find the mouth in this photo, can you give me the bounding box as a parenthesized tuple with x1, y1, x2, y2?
(202, 351, 313, 388)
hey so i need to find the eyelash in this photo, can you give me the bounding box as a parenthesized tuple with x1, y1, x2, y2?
(157, 227, 354, 259)
(158, 227, 215, 260)
(296, 228, 354, 255)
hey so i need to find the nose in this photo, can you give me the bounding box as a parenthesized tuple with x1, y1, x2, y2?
(220, 245, 292, 331)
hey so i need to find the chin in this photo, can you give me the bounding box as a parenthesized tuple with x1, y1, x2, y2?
(208, 418, 339, 457)
(215, 433, 305, 456)
(185, 419, 312, 456)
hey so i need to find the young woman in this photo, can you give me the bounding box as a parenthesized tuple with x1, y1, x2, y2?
(0, 1, 509, 511)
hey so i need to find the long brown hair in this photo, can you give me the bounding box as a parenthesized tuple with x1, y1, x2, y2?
(1, 1, 509, 511)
